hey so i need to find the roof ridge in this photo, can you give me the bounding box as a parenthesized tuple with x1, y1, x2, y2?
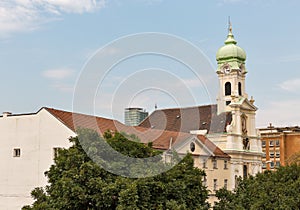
(153, 104, 217, 112)
(43, 107, 121, 122)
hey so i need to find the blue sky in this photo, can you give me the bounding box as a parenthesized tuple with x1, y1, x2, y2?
(1, 0, 300, 127)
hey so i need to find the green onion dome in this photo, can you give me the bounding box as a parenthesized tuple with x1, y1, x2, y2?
(216, 29, 246, 62)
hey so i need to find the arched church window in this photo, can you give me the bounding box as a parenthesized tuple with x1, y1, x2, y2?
(238, 82, 242, 96)
(225, 82, 231, 96)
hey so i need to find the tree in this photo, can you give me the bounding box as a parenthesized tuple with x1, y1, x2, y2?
(214, 164, 300, 210)
(23, 128, 209, 210)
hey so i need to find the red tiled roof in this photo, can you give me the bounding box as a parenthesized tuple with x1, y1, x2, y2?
(139, 104, 232, 134)
(44, 107, 123, 134)
(196, 135, 230, 158)
(43, 107, 229, 158)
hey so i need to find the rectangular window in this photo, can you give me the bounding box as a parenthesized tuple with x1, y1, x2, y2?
(276, 161, 280, 168)
(13, 148, 21, 157)
(276, 151, 280, 158)
(224, 160, 228, 169)
(53, 147, 61, 159)
(262, 140, 266, 147)
(213, 159, 218, 169)
(275, 140, 280, 146)
(270, 152, 274, 158)
(202, 159, 207, 169)
(262, 162, 266, 169)
(243, 165, 248, 178)
(224, 179, 228, 190)
(203, 176, 207, 186)
(213, 179, 218, 191)
(269, 140, 274, 147)
(262, 152, 266, 158)
(270, 162, 274, 169)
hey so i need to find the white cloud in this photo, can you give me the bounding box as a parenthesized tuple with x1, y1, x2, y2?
(44, 0, 105, 14)
(0, 0, 105, 36)
(42, 68, 75, 92)
(279, 78, 300, 92)
(42, 68, 74, 80)
(51, 83, 74, 92)
(257, 100, 300, 127)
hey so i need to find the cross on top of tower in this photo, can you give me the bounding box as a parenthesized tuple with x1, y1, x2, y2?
(228, 16, 232, 33)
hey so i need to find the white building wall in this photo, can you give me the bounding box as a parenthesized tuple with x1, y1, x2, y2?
(0, 109, 75, 210)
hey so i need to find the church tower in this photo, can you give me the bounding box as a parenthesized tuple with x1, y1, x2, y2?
(216, 22, 247, 113)
(214, 23, 262, 188)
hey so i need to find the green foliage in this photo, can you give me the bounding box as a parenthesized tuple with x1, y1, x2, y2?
(23, 128, 209, 210)
(214, 164, 300, 210)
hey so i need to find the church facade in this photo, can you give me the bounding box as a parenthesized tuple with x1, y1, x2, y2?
(140, 25, 263, 193)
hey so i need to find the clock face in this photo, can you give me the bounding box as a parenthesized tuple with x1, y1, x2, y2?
(223, 65, 231, 74)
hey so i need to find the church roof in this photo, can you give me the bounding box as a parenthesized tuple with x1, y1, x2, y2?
(139, 104, 232, 134)
(43, 107, 229, 158)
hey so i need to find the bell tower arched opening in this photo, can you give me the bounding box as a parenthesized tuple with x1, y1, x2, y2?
(225, 82, 231, 96)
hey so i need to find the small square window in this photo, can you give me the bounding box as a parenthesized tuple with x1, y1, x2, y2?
(13, 148, 21, 157)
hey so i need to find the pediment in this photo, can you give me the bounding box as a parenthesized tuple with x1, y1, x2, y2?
(229, 97, 257, 111)
(173, 136, 214, 157)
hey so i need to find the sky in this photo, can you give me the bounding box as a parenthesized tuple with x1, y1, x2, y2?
(1, 0, 300, 127)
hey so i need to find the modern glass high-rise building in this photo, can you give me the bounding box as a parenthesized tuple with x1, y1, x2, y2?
(124, 108, 148, 126)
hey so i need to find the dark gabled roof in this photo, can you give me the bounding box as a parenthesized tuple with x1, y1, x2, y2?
(43, 107, 230, 158)
(139, 104, 232, 134)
